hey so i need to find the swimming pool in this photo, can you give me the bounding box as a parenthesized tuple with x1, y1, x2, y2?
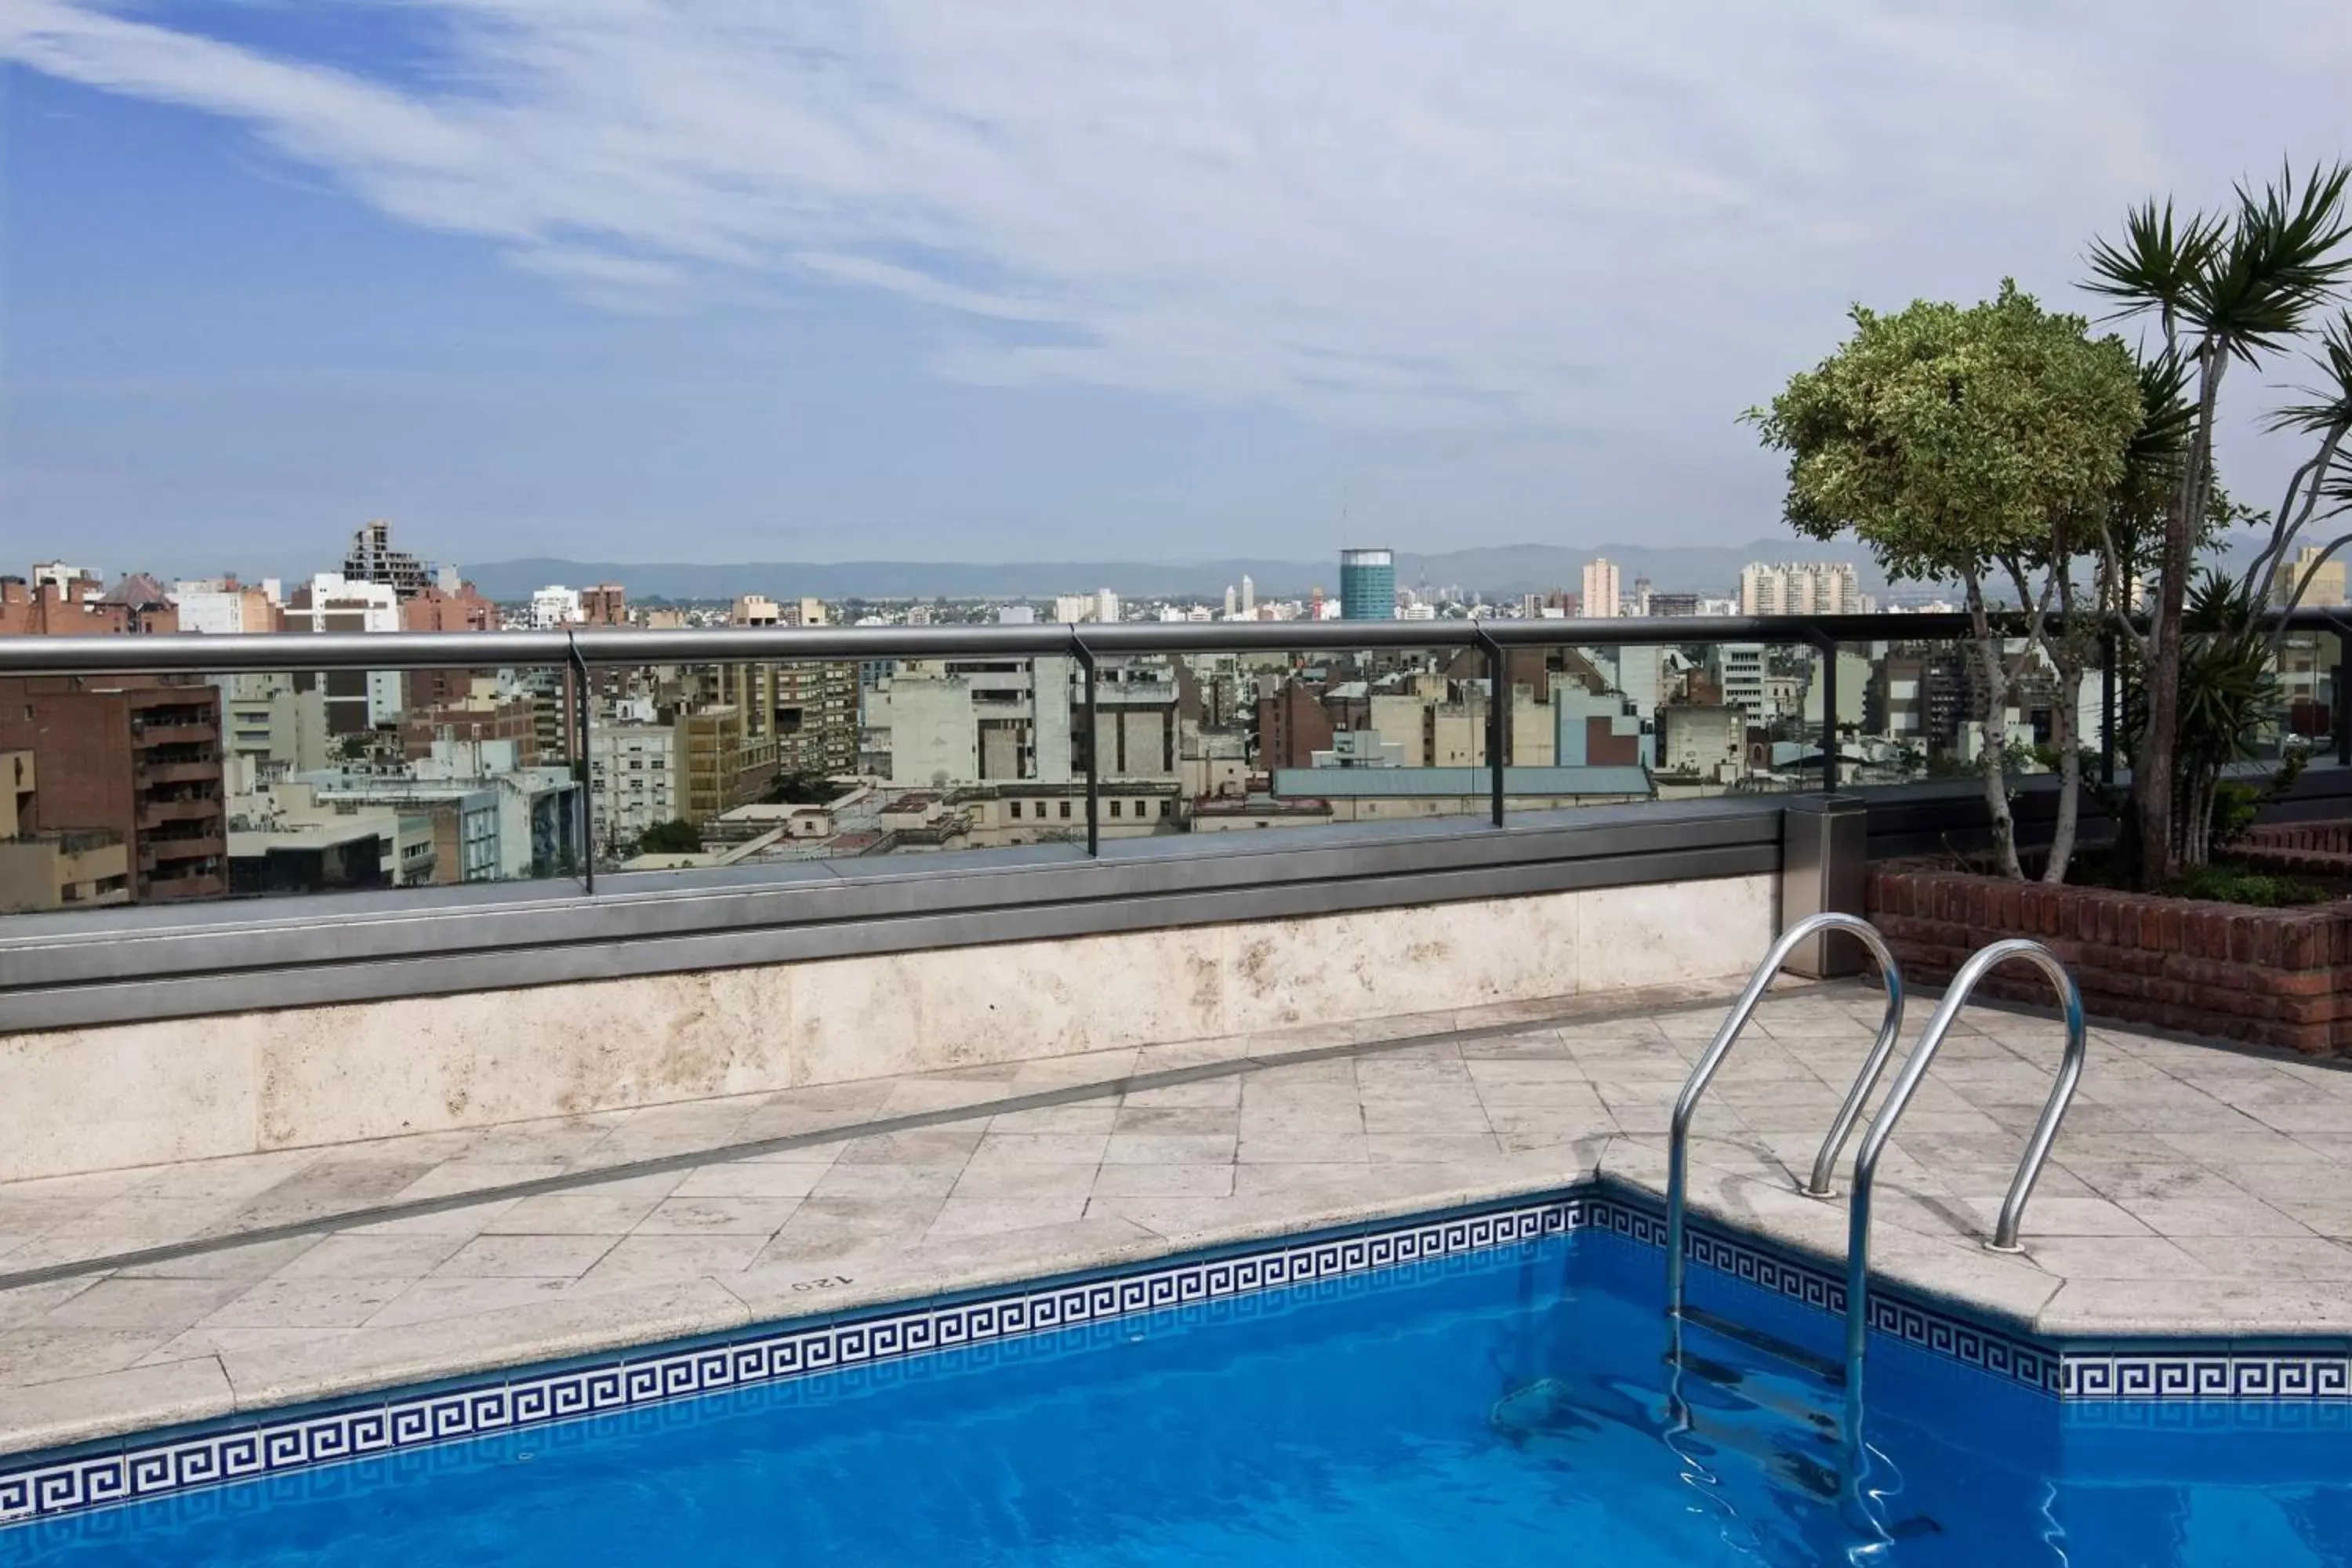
(9, 1192, 2348, 1566)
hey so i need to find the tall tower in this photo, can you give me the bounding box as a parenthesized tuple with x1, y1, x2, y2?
(1240, 575, 1255, 616)
(1339, 548, 1396, 622)
(1580, 557, 1621, 620)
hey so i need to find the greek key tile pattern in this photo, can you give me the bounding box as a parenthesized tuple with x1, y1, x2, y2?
(5, 1186, 2346, 1531)
(0, 1196, 1582, 1529)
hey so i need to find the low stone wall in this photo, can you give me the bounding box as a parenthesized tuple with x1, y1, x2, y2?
(2236, 822, 2352, 881)
(1866, 862, 2352, 1054)
(0, 873, 1774, 1182)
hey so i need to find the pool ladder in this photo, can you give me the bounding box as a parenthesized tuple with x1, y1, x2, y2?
(1663, 912, 2087, 1380)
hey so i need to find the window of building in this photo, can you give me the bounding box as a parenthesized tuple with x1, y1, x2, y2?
(1058, 800, 1071, 819)
(1007, 800, 1021, 819)
(1109, 800, 1121, 818)
(1159, 799, 1172, 818)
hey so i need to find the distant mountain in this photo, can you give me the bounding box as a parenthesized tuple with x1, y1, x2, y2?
(461, 540, 1890, 603)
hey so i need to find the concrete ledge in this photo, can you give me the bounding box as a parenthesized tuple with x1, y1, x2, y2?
(0, 873, 1776, 1181)
(0, 800, 1780, 1035)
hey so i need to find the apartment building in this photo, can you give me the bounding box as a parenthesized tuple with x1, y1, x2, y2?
(0, 750, 131, 913)
(0, 678, 227, 902)
(1738, 561, 1863, 617)
(588, 724, 684, 851)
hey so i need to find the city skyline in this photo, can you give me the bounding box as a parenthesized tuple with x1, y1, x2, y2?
(5, 4, 2349, 567)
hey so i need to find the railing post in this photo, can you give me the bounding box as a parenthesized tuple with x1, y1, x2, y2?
(1815, 633, 1839, 793)
(1072, 630, 1099, 857)
(1475, 624, 1506, 827)
(1780, 795, 1866, 978)
(567, 635, 595, 895)
(2337, 662, 2350, 770)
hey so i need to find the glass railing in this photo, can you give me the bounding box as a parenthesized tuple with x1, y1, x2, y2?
(2, 608, 2336, 916)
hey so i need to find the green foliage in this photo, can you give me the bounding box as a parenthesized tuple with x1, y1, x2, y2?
(635, 818, 702, 855)
(2177, 571, 2283, 780)
(2168, 863, 2331, 908)
(1747, 281, 2144, 582)
(761, 771, 839, 806)
(2089, 165, 2352, 361)
(2084, 162, 2352, 888)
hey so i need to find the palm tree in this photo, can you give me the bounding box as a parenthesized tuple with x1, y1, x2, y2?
(2083, 163, 2352, 885)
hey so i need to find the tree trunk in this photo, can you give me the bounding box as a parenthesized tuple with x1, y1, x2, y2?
(2045, 658, 2083, 884)
(1978, 727, 2022, 879)
(1963, 573, 2023, 880)
(2136, 344, 2226, 890)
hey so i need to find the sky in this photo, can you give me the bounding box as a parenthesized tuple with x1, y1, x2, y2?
(3, 2, 2350, 578)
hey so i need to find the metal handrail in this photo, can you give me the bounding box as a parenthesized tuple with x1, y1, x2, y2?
(15, 603, 2352, 681)
(1842, 937, 2085, 1374)
(1664, 910, 1904, 1317)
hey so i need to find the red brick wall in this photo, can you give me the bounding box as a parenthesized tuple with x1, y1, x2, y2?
(1865, 861, 2352, 1054)
(2237, 822, 2352, 881)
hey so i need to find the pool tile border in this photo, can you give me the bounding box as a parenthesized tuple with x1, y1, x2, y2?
(3, 1185, 2347, 1530)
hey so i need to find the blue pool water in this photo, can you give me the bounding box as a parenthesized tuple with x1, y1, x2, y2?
(16, 1229, 2352, 1566)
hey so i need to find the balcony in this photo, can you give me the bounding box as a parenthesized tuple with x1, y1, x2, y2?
(139, 832, 226, 864)
(136, 795, 220, 829)
(134, 758, 218, 786)
(130, 721, 218, 748)
(140, 872, 226, 902)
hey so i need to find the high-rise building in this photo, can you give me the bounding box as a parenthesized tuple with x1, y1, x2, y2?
(172, 578, 280, 636)
(341, 521, 433, 601)
(283, 573, 405, 735)
(1224, 584, 1239, 619)
(1240, 576, 1254, 616)
(1094, 589, 1120, 625)
(530, 586, 584, 628)
(1581, 558, 1622, 620)
(1339, 549, 1396, 622)
(579, 584, 627, 626)
(2276, 546, 2349, 608)
(1739, 561, 1862, 616)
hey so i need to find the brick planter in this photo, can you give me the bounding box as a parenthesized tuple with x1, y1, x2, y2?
(1865, 862, 2352, 1054)
(2237, 822, 2352, 882)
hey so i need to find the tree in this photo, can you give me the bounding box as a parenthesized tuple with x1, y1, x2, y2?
(762, 771, 840, 806)
(2084, 162, 2352, 886)
(636, 818, 702, 855)
(1749, 281, 2143, 880)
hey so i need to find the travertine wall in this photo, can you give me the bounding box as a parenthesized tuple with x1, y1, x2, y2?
(0, 874, 1773, 1181)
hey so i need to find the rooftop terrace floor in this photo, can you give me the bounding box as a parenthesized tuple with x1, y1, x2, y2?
(2, 978, 2349, 1457)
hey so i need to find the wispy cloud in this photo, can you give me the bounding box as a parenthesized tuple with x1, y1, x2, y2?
(9, 0, 2352, 437)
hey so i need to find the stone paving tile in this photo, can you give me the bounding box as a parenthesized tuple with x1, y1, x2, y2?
(1088, 1163, 1234, 1199)
(633, 1196, 802, 1237)
(0, 1327, 176, 1387)
(670, 1164, 833, 1200)
(434, 1235, 620, 1279)
(42, 1278, 248, 1331)
(5, 980, 2352, 1457)
(367, 1276, 575, 1330)
(927, 1196, 1090, 1239)
(953, 1161, 1098, 1200)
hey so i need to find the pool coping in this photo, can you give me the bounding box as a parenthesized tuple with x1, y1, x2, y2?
(3, 1165, 2347, 1532)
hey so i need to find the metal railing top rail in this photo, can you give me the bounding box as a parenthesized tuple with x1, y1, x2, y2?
(12, 604, 2348, 679)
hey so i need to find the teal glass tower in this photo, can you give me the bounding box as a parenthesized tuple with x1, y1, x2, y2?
(1339, 548, 1395, 622)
